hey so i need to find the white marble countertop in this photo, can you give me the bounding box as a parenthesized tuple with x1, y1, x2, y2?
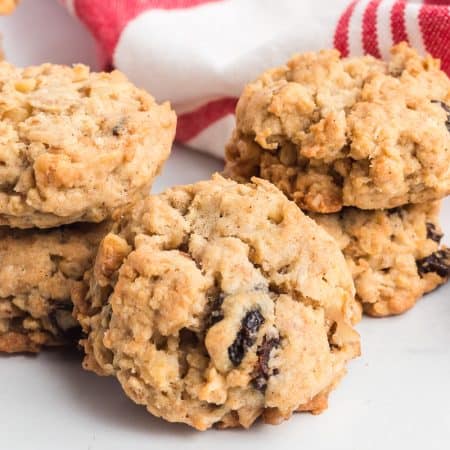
(0, 1, 449, 449)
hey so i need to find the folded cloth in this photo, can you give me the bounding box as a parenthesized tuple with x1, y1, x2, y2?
(61, 0, 450, 158)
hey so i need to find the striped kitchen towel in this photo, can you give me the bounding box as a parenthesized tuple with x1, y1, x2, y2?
(61, 0, 450, 157)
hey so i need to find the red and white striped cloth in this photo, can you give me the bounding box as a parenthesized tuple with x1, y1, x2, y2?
(60, 0, 450, 158)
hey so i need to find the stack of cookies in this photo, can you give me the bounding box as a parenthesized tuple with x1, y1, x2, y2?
(0, 59, 361, 431)
(0, 61, 176, 352)
(1, 42, 449, 433)
(225, 43, 450, 317)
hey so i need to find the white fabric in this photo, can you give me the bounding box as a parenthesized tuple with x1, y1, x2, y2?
(115, 0, 348, 108)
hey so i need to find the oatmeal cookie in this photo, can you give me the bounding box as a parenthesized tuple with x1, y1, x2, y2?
(225, 43, 450, 212)
(0, 61, 176, 228)
(75, 175, 360, 430)
(310, 202, 450, 317)
(0, 222, 108, 353)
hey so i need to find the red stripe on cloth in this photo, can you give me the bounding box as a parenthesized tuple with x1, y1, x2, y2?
(423, 1, 450, 5)
(74, 0, 222, 68)
(362, 0, 382, 58)
(176, 97, 237, 143)
(391, 0, 408, 44)
(418, 4, 450, 75)
(334, 0, 358, 56)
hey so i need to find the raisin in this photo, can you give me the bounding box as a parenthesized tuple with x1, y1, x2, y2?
(426, 223, 443, 243)
(252, 376, 267, 391)
(431, 100, 450, 132)
(228, 309, 264, 366)
(206, 293, 226, 328)
(416, 249, 450, 278)
(251, 334, 280, 392)
(179, 328, 198, 347)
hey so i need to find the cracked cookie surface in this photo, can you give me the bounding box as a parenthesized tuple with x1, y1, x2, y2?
(0, 222, 108, 353)
(310, 202, 450, 317)
(76, 175, 360, 430)
(0, 61, 176, 228)
(225, 43, 450, 212)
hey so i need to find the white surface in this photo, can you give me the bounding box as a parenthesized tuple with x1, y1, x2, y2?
(0, 1, 449, 449)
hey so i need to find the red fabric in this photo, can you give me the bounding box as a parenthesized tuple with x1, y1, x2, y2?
(177, 97, 237, 142)
(423, 0, 450, 5)
(334, 0, 358, 56)
(419, 4, 450, 74)
(363, 0, 382, 58)
(391, 0, 409, 44)
(334, 0, 450, 78)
